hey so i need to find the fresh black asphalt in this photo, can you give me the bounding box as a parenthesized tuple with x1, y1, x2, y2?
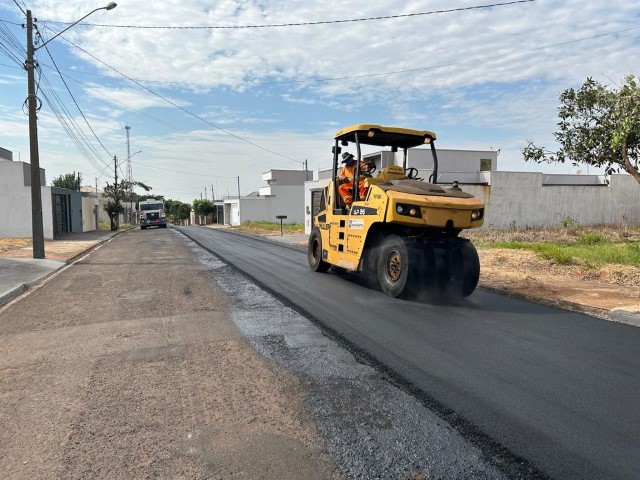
(177, 226, 640, 480)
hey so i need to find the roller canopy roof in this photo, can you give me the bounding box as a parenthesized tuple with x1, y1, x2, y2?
(334, 124, 437, 149)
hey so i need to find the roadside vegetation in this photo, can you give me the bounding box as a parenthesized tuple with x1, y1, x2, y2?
(233, 221, 305, 235)
(467, 224, 640, 268)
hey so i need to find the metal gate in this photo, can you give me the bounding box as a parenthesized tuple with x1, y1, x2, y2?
(52, 193, 69, 237)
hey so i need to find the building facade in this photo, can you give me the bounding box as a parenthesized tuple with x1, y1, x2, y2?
(223, 169, 310, 226)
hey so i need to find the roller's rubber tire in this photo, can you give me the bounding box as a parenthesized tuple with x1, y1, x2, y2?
(308, 227, 330, 273)
(432, 239, 480, 299)
(377, 234, 416, 298)
(459, 240, 480, 297)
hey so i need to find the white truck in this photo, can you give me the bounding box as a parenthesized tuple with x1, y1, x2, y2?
(139, 199, 167, 229)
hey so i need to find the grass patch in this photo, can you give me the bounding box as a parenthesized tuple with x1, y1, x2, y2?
(233, 220, 305, 235)
(486, 239, 640, 267)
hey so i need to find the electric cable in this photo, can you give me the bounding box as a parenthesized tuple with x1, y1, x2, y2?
(130, 159, 238, 179)
(10, 0, 25, 17)
(40, 64, 298, 170)
(36, 24, 113, 161)
(28, 25, 639, 88)
(46, 28, 304, 165)
(47, 1, 535, 29)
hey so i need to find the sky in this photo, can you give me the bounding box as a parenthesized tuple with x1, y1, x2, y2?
(0, 0, 638, 203)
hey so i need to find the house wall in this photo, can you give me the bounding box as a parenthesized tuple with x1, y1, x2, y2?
(239, 185, 305, 224)
(81, 195, 99, 232)
(0, 160, 53, 239)
(462, 172, 639, 229)
(51, 187, 83, 234)
(262, 169, 310, 185)
(303, 171, 639, 234)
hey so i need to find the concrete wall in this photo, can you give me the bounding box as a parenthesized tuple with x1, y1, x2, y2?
(461, 172, 639, 229)
(262, 169, 310, 185)
(81, 195, 99, 232)
(0, 160, 53, 239)
(303, 171, 639, 234)
(400, 149, 498, 184)
(51, 187, 83, 234)
(237, 185, 305, 225)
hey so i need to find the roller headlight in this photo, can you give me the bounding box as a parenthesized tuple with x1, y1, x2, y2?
(471, 209, 484, 221)
(396, 203, 422, 218)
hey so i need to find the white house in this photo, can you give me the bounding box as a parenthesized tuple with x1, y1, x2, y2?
(0, 148, 54, 239)
(223, 169, 309, 226)
(0, 147, 103, 238)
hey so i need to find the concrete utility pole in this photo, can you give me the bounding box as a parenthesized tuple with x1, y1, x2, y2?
(204, 187, 207, 200)
(125, 126, 132, 222)
(23, 3, 117, 258)
(25, 10, 44, 258)
(237, 176, 240, 200)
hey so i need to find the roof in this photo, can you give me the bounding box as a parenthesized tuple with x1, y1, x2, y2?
(334, 124, 437, 149)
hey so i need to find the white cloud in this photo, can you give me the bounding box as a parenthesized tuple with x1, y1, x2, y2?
(1, 0, 637, 195)
(83, 84, 189, 110)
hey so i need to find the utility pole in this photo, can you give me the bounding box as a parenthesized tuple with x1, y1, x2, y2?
(304, 159, 309, 181)
(125, 126, 132, 223)
(22, 3, 117, 257)
(95, 177, 99, 230)
(204, 186, 207, 200)
(26, 10, 44, 258)
(114, 155, 118, 191)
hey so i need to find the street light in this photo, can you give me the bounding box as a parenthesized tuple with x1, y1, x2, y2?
(25, 3, 117, 258)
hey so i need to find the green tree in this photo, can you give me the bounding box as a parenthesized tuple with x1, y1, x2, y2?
(52, 171, 81, 190)
(192, 198, 213, 225)
(103, 180, 152, 231)
(523, 75, 640, 184)
(164, 199, 192, 225)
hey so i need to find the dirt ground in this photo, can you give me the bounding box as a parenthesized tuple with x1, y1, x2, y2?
(465, 227, 640, 317)
(477, 248, 639, 316)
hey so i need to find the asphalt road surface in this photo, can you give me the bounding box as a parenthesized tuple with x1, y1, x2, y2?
(178, 226, 640, 480)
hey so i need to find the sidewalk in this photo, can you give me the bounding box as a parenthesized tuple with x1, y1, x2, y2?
(0, 229, 119, 307)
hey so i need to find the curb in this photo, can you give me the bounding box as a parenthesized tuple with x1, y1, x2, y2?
(479, 284, 640, 327)
(0, 283, 29, 307)
(0, 230, 125, 308)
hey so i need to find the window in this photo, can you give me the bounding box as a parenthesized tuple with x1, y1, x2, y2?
(311, 190, 324, 218)
(480, 159, 492, 171)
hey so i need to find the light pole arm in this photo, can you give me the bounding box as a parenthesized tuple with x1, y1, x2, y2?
(35, 3, 117, 51)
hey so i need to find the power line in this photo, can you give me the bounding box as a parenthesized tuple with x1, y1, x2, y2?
(46, 1, 535, 29)
(36, 24, 113, 162)
(0, 19, 24, 66)
(10, 0, 25, 17)
(46, 27, 303, 165)
(130, 159, 238, 179)
(28, 25, 639, 89)
(39, 65, 298, 170)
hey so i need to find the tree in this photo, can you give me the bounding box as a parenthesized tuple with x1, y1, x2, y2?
(103, 180, 152, 231)
(192, 198, 213, 225)
(523, 75, 640, 184)
(52, 171, 81, 190)
(165, 199, 192, 225)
